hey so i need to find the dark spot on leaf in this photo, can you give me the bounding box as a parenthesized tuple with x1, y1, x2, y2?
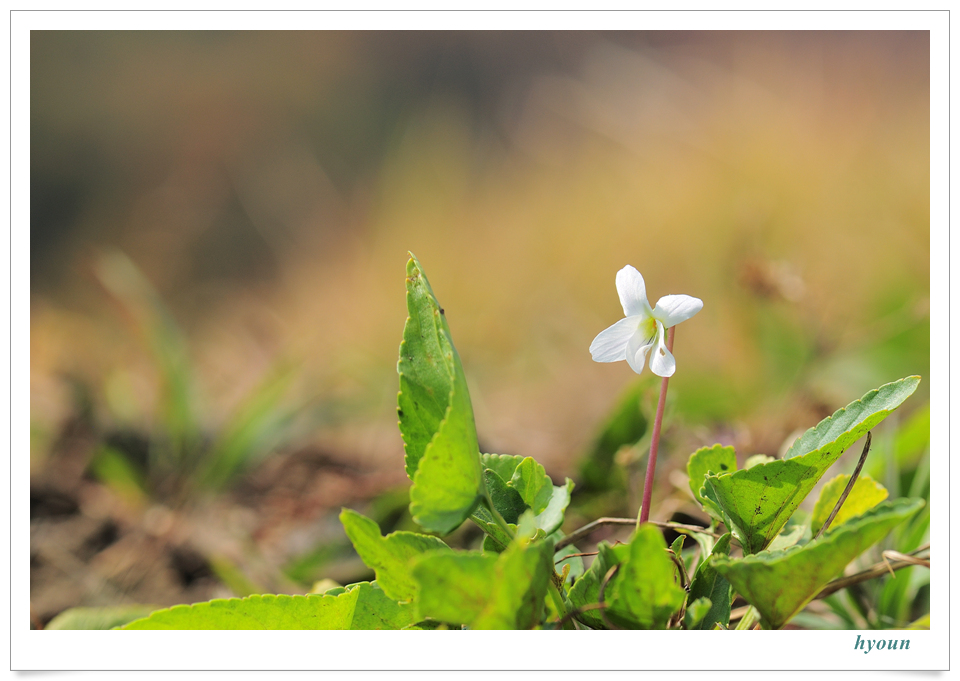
(720, 464, 728, 470)
(397, 409, 404, 417)
(439, 308, 445, 314)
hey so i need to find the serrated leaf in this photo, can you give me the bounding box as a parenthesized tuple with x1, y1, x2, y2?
(607, 524, 686, 630)
(686, 444, 737, 522)
(567, 542, 630, 629)
(703, 376, 919, 554)
(686, 532, 733, 630)
(122, 582, 416, 630)
(339, 508, 450, 602)
(784, 376, 921, 459)
(45, 605, 158, 630)
(712, 498, 924, 629)
(400, 255, 483, 534)
(412, 540, 555, 629)
(810, 474, 888, 536)
(480, 453, 524, 483)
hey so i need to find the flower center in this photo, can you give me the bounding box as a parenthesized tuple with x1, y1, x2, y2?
(637, 316, 658, 345)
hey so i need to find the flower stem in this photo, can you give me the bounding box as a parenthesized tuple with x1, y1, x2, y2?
(637, 325, 676, 529)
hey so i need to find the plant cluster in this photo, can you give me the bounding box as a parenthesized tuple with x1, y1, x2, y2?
(101, 254, 926, 630)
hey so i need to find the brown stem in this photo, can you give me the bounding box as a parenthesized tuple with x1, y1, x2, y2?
(638, 326, 676, 527)
(556, 517, 721, 550)
(815, 545, 930, 600)
(813, 431, 872, 541)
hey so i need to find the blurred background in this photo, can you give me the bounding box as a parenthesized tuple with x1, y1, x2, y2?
(30, 31, 930, 629)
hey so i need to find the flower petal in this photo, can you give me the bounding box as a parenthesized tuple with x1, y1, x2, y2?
(648, 321, 676, 377)
(589, 316, 641, 362)
(652, 294, 703, 328)
(625, 327, 656, 375)
(616, 265, 653, 317)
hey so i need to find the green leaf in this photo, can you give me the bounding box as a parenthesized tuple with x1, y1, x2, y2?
(480, 467, 526, 524)
(471, 504, 515, 551)
(45, 605, 158, 630)
(686, 444, 737, 522)
(784, 376, 921, 459)
(712, 498, 924, 629)
(339, 508, 450, 602)
(533, 479, 575, 535)
(473, 539, 554, 629)
(412, 539, 555, 629)
(606, 524, 686, 629)
(412, 551, 497, 625)
(744, 454, 776, 469)
(122, 582, 416, 629)
(480, 453, 524, 483)
(810, 474, 889, 536)
(686, 532, 733, 630)
(684, 598, 713, 630)
(567, 542, 630, 629)
(400, 254, 483, 534)
(703, 376, 919, 554)
(509, 457, 554, 515)
(472, 458, 574, 544)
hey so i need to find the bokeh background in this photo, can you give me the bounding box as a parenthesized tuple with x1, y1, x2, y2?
(30, 31, 930, 629)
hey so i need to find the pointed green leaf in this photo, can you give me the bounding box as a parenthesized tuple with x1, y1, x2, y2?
(567, 542, 630, 629)
(607, 524, 686, 629)
(412, 540, 555, 629)
(702, 376, 919, 554)
(670, 535, 686, 559)
(810, 474, 888, 536)
(339, 508, 450, 602)
(399, 255, 483, 534)
(686, 532, 733, 630)
(687, 444, 737, 522)
(121, 582, 416, 629)
(712, 498, 924, 629)
(784, 376, 921, 459)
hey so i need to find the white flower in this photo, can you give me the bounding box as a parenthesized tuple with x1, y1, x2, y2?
(589, 265, 703, 378)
